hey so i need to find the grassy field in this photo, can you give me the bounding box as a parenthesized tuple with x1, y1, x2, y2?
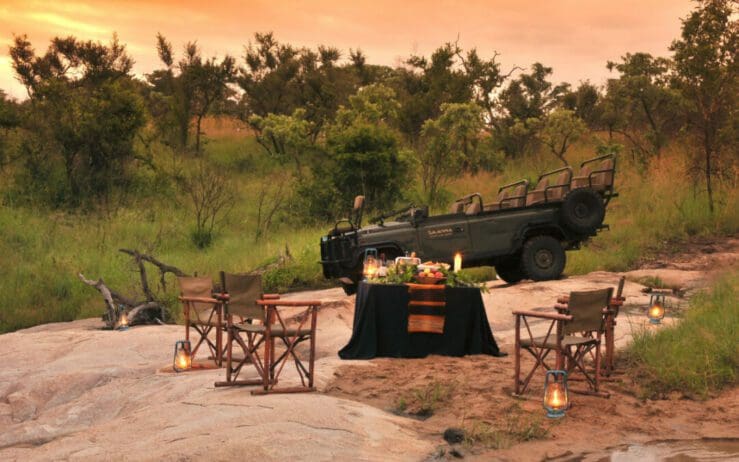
(624, 270, 739, 398)
(0, 123, 737, 333)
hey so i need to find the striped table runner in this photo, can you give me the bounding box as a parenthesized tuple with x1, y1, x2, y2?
(406, 283, 446, 334)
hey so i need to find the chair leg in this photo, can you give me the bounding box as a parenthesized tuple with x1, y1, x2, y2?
(309, 306, 317, 388)
(514, 315, 521, 395)
(225, 327, 233, 383)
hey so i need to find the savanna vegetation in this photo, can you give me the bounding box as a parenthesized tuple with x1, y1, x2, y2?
(0, 0, 736, 333)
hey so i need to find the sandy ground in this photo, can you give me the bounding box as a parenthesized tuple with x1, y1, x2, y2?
(0, 237, 737, 461)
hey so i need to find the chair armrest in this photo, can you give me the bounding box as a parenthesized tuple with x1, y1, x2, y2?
(179, 296, 221, 304)
(213, 293, 230, 302)
(512, 309, 572, 321)
(257, 300, 322, 307)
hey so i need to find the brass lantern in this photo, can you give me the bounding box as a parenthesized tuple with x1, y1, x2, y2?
(117, 309, 129, 331)
(543, 370, 569, 419)
(647, 293, 666, 324)
(363, 248, 379, 280)
(173, 340, 192, 372)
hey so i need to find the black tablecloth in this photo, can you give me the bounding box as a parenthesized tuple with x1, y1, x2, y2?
(339, 282, 501, 359)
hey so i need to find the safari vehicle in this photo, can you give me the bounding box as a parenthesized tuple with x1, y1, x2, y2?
(320, 154, 617, 294)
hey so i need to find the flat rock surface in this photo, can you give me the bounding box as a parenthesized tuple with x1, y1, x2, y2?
(1, 237, 736, 461)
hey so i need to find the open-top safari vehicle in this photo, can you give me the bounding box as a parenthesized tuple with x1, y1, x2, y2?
(320, 154, 617, 294)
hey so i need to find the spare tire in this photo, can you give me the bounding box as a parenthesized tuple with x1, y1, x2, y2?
(561, 188, 605, 234)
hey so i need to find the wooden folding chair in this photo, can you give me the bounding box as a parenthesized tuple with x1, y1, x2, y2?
(214, 273, 279, 387)
(514, 287, 613, 398)
(252, 299, 320, 395)
(178, 276, 224, 367)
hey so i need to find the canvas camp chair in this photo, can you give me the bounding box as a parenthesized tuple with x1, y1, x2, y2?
(213, 272, 279, 387)
(178, 276, 224, 367)
(514, 287, 613, 398)
(214, 272, 320, 394)
(556, 276, 626, 376)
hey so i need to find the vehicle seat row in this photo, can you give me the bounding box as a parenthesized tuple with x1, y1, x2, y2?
(451, 154, 616, 216)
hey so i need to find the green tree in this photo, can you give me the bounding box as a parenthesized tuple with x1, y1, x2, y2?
(297, 85, 410, 220)
(605, 52, 681, 158)
(391, 43, 473, 145)
(418, 102, 492, 204)
(148, 35, 236, 153)
(0, 90, 20, 170)
(249, 109, 315, 179)
(9, 35, 145, 205)
(670, 0, 738, 213)
(538, 109, 588, 166)
(238, 33, 362, 139)
(561, 81, 602, 128)
(495, 63, 568, 156)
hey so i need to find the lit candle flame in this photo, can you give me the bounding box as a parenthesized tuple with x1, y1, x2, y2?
(648, 303, 664, 320)
(545, 383, 567, 410)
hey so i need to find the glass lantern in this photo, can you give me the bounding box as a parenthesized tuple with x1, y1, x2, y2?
(647, 293, 666, 324)
(117, 309, 129, 331)
(363, 248, 379, 280)
(543, 370, 569, 419)
(173, 340, 192, 372)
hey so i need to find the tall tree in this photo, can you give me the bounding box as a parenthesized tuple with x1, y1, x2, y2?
(670, 0, 737, 213)
(9, 35, 145, 205)
(238, 32, 362, 139)
(495, 63, 568, 157)
(419, 102, 491, 204)
(148, 35, 235, 154)
(605, 52, 681, 158)
(538, 109, 588, 166)
(391, 43, 473, 145)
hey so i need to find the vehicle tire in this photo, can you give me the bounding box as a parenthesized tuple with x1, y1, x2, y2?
(561, 188, 605, 234)
(521, 235, 566, 281)
(495, 256, 524, 284)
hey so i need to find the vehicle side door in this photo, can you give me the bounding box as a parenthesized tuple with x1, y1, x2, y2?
(416, 215, 471, 262)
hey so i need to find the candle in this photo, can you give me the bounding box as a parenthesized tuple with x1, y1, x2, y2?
(453, 252, 462, 273)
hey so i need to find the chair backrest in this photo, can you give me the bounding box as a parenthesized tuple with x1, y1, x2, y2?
(450, 201, 465, 214)
(549, 171, 571, 200)
(465, 201, 481, 215)
(564, 287, 613, 335)
(222, 272, 264, 320)
(593, 158, 615, 187)
(534, 177, 549, 191)
(509, 184, 527, 207)
(178, 276, 215, 323)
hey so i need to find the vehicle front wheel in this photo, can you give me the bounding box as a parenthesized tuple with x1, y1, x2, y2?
(521, 235, 566, 281)
(495, 256, 524, 284)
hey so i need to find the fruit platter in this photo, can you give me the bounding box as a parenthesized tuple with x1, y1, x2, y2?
(413, 263, 450, 284)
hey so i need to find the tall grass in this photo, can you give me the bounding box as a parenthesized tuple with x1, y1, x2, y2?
(624, 271, 739, 398)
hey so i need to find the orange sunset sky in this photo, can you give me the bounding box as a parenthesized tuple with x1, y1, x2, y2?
(1, 0, 695, 99)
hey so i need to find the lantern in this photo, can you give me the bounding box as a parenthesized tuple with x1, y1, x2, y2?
(173, 340, 192, 372)
(453, 252, 462, 273)
(363, 248, 379, 280)
(647, 293, 666, 324)
(117, 308, 129, 331)
(543, 370, 569, 419)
